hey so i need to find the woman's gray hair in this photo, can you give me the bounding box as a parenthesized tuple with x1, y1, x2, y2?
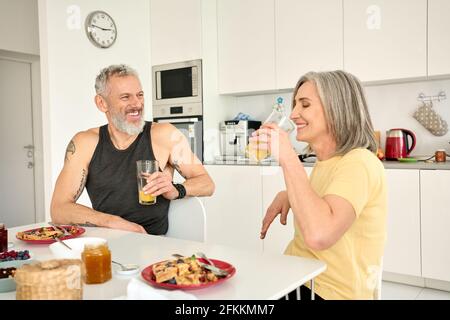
(293, 70, 377, 155)
(95, 64, 139, 96)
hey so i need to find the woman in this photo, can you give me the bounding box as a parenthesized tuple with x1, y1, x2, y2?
(250, 70, 387, 300)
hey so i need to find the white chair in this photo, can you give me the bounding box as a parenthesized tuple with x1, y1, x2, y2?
(165, 197, 206, 242)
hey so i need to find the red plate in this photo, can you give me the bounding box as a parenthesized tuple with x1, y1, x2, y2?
(141, 258, 236, 290)
(16, 226, 86, 244)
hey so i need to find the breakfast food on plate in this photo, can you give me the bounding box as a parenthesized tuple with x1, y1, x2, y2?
(16, 226, 78, 241)
(152, 255, 220, 285)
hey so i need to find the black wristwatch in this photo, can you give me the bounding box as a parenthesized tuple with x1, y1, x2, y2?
(172, 183, 186, 199)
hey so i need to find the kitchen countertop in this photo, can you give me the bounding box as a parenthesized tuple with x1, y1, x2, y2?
(204, 159, 450, 170)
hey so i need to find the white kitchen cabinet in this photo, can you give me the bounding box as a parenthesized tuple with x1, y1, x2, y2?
(428, 0, 450, 76)
(150, 0, 202, 65)
(203, 165, 263, 252)
(276, 0, 343, 89)
(383, 169, 421, 277)
(343, 0, 427, 82)
(261, 166, 312, 254)
(217, 0, 276, 94)
(420, 170, 450, 282)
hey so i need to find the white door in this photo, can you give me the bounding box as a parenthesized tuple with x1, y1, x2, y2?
(428, 0, 450, 76)
(0, 58, 36, 227)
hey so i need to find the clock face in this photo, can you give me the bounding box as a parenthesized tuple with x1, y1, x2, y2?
(85, 11, 117, 48)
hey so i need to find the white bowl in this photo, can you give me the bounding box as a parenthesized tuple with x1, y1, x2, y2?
(49, 237, 107, 259)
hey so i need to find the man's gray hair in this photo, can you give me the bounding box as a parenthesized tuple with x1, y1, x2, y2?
(293, 70, 377, 155)
(95, 64, 139, 96)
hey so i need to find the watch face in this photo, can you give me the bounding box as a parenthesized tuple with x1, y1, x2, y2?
(85, 11, 117, 48)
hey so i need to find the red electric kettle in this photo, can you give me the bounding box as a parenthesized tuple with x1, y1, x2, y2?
(385, 128, 416, 160)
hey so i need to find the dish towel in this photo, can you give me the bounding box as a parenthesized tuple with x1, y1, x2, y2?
(124, 278, 198, 300)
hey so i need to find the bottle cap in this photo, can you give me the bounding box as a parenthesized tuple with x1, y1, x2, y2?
(437, 149, 446, 152)
(277, 97, 283, 104)
(0, 223, 4, 229)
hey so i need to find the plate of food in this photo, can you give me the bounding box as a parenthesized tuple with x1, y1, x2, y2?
(141, 255, 236, 290)
(16, 225, 85, 244)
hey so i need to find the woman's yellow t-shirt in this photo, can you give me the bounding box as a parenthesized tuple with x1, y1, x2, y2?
(284, 148, 387, 300)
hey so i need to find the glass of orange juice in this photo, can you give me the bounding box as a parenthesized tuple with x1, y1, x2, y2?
(136, 160, 159, 205)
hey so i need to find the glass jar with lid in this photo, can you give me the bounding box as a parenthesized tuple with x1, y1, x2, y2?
(81, 240, 112, 284)
(0, 223, 7, 253)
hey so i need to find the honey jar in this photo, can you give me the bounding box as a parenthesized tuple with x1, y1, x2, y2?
(81, 241, 112, 284)
(435, 149, 446, 163)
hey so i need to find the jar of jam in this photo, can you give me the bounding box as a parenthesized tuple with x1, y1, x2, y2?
(435, 149, 446, 163)
(81, 241, 112, 284)
(0, 223, 7, 253)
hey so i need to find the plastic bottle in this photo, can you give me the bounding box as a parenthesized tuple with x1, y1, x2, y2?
(0, 223, 7, 253)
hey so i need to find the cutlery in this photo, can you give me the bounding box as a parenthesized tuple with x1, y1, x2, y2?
(112, 260, 139, 272)
(49, 222, 71, 237)
(54, 235, 73, 251)
(195, 252, 216, 267)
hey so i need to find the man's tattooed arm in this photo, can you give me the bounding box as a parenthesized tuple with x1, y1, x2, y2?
(173, 160, 187, 179)
(73, 169, 87, 201)
(65, 140, 76, 162)
(70, 222, 98, 227)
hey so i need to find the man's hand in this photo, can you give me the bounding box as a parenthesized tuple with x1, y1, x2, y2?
(106, 215, 147, 234)
(260, 191, 291, 239)
(143, 171, 179, 200)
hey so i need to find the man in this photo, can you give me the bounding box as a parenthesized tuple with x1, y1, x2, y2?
(51, 64, 215, 234)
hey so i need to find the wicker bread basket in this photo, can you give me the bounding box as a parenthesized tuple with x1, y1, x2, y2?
(15, 259, 83, 300)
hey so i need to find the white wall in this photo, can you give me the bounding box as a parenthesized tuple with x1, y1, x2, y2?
(230, 78, 450, 157)
(0, 0, 39, 55)
(39, 0, 151, 220)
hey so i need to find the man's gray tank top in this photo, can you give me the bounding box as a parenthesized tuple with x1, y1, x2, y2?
(85, 121, 170, 234)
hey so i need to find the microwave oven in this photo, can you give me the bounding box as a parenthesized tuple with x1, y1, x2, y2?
(152, 59, 202, 118)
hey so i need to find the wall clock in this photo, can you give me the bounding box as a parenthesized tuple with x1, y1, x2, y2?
(85, 10, 117, 48)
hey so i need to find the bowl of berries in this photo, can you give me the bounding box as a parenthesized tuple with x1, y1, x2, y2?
(0, 250, 33, 293)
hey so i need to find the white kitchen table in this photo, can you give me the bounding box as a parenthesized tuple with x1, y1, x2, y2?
(0, 223, 326, 300)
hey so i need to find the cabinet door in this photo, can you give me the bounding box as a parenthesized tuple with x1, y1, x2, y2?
(261, 166, 312, 254)
(428, 0, 450, 76)
(150, 0, 202, 65)
(420, 170, 450, 282)
(344, 0, 427, 82)
(203, 165, 263, 252)
(217, 0, 276, 94)
(276, 0, 343, 89)
(383, 170, 421, 276)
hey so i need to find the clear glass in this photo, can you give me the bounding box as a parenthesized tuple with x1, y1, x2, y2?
(136, 160, 159, 205)
(82, 241, 112, 284)
(246, 97, 295, 161)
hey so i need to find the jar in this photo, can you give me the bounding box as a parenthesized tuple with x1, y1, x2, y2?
(81, 241, 112, 284)
(435, 149, 446, 163)
(0, 223, 7, 253)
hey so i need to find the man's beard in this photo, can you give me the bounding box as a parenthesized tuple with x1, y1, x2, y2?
(110, 110, 145, 135)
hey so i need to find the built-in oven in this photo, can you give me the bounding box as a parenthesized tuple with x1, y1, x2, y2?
(153, 115, 203, 162)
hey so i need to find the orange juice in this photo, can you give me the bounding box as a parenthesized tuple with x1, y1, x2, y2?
(139, 190, 156, 205)
(246, 144, 269, 162)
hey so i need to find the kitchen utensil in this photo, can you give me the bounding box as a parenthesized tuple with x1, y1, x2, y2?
(195, 252, 216, 267)
(385, 128, 416, 160)
(112, 260, 140, 274)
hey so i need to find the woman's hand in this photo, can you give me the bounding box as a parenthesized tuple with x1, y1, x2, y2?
(260, 191, 291, 239)
(249, 123, 297, 165)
